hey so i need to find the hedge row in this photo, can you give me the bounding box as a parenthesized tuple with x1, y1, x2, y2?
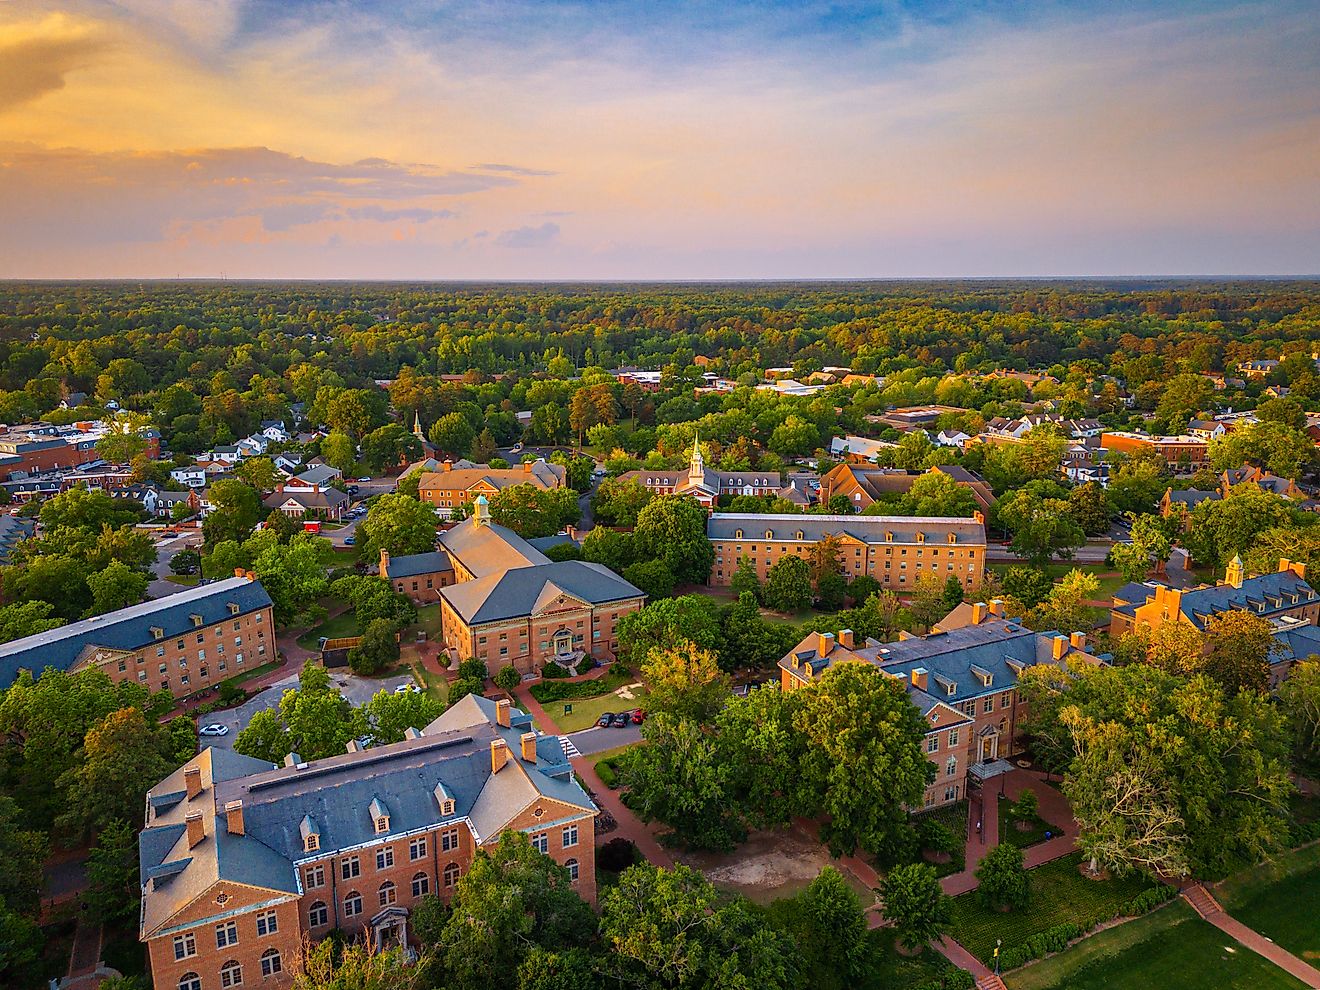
(529, 664, 629, 702)
(997, 883, 1177, 970)
(912, 968, 975, 990)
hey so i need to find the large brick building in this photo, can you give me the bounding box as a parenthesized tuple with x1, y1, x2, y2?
(619, 436, 803, 507)
(434, 497, 645, 673)
(0, 574, 275, 695)
(779, 612, 1100, 809)
(417, 459, 566, 516)
(139, 695, 597, 990)
(1100, 431, 1210, 474)
(707, 512, 986, 592)
(817, 463, 994, 514)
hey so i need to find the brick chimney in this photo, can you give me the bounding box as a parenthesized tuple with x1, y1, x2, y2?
(838, 628, 854, 649)
(971, 602, 987, 624)
(379, 549, 390, 577)
(224, 800, 244, 836)
(442, 460, 453, 472)
(911, 667, 929, 691)
(523, 460, 533, 473)
(1070, 631, 1087, 652)
(973, 510, 985, 525)
(816, 631, 835, 657)
(233, 567, 246, 579)
(1281, 558, 1307, 580)
(491, 738, 510, 774)
(988, 599, 1004, 617)
(1051, 635, 1068, 660)
(520, 731, 537, 762)
(184, 766, 202, 800)
(495, 698, 511, 727)
(185, 810, 205, 848)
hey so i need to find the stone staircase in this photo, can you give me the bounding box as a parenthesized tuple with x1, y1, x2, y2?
(976, 975, 1008, 990)
(1181, 882, 1223, 919)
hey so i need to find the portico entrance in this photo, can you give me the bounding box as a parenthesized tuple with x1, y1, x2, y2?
(370, 906, 410, 951)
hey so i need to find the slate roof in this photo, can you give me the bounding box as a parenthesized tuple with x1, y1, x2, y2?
(418, 460, 566, 493)
(0, 515, 34, 563)
(440, 560, 644, 625)
(1166, 488, 1220, 506)
(0, 576, 273, 687)
(1173, 572, 1317, 630)
(707, 512, 986, 546)
(141, 695, 594, 938)
(295, 465, 342, 486)
(439, 518, 549, 579)
(527, 533, 577, 553)
(385, 551, 453, 578)
(263, 487, 349, 511)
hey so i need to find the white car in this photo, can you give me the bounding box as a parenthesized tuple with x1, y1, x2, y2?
(394, 682, 421, 694)
(199, 723, 230, 737)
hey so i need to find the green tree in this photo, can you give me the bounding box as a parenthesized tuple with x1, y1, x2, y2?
(489, 484, 579, 538)
(0, 600, 65, 643)
(880, 862, 952, 951)
(632, 496, 714, 585)
(975, 843, 1029, 910)
(795, 663, 932, 860)
(349, 618, 401, 675)
(1001, 566, 1053, 610)
(622, 559, 676, 599)
(493, 664, 521, 692)
(85, 560, 148, 615)
(56, 707, 174, 841)
(590, 477, 653, 527)
(581, 527, 637, 573)
(232, 708, 292, 764)
(729, 556, 761, 601)
(1279, 658, 1320, 778)
(360, 686, 443, 744)
(428, 412, 476, 458)
(719, 593, 802, 671)
(640, 640, 730, 724)
(763, 554, 811, 612)
(1209, 421, 1319, 478)
(1107, 458, 1168, 516)
(616, 595, 724, 664)
(1068, 482, 1112, 536)
(786, 865, 872, 986)
(361, 424, 423, 475)
(599, 863, 794, 990)
(0, 798, 48, 918)
(901, 471, 980, 517)
(908, 572, 949, 631)
(438, 831, 595, 990)
(1202, 610, 1277, 696)
(358, 493, 438, 561)
(232, 456, 281, 492)
(1184, 486, 1300, 566)
(202, 478, 263, 546)
(998, 488, 1085, 565)
(293, 939, 423, 990)
(85, 818, 138, 923)
(319, 431, 358, 475)
(250, 531, 332, 624)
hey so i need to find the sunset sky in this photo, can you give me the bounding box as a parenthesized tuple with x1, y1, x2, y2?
(2, 0, 1318, 279)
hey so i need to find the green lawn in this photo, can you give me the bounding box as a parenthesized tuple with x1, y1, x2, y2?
(410, 662, 449, 706)
(295, 611, 361, 649)
(1007, 900, 1306, 990)
(166, 574, 200, 586)
(413, 603, 443, 638)
(948, 852, 1160, 964)
(998, 795, 1065, 851)
(867, 936, 966, 989)
(329, 547, 361, 568)
(554, 687, 648, 733)
(1215, 842, 1320, 963)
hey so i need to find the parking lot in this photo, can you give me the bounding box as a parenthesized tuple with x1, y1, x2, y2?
(197, 668, 421, 750)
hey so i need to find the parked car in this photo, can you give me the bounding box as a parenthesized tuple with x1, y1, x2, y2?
(199, 724, 229, 737)
(160, 529, 178, 538)
(344, 536, 355, 545)
(394, 682, 420, 694)
(610, 712, 631, 728)
(595, 713, 616, 728)
(629, 708, 645, 725)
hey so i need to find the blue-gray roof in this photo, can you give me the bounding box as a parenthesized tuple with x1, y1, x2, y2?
(386, 551, 453, 578)
(1175, 572, 1316, 630)
(856, 621, 1053, 702)
(527, 533, 576, 553)
(707, 512, 985, 545)
(1272, 623, 1320, 663)
(0, 576, 273, 687)
(1166, 488, 1220, 506)
(440, 560, 645, 625)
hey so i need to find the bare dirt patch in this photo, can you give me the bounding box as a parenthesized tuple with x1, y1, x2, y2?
(673, 826, 873, 905)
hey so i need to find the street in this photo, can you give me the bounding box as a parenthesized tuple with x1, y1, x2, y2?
(148, 530, 203, 598)
(566, 723, 641, 753)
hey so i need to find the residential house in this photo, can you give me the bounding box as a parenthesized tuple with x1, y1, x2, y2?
(828, 435, 898, 463)
(170, 467, 209, 489)
(263, 482, 349, 521)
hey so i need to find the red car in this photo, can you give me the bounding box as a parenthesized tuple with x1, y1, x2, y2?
(629, 708, 645, 725)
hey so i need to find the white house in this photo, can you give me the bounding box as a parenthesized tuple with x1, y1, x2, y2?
(169, 466, 208, 489)
(936, 429, 971, 448)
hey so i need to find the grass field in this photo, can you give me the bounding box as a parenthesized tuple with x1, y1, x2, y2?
(554, 686, 648, 733)
(328, 547, 361, 567)
(295, 610, 361, 649)
(1216, 843, 1320, 963)
(948, 852, 1159, 964)
(410, 662, 449, 706)
(1007, 900, 1306, 990)
(413, 603, 443, 638)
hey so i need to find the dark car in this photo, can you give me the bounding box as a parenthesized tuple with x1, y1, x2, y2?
(611, 712, 631, 728)
(629, 708, 645, 725)
(596, 713, 615, 728)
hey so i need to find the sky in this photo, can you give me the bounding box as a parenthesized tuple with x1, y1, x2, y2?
(1, 0, 1318, 279)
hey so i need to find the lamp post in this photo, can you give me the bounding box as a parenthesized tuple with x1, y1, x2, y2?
(994, 938, 1002, 976)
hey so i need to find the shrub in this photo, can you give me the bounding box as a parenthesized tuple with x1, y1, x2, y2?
(598, 837, 640, 872)
(917, 818, 958, 856)
(912, 970, 975, 990)
(457, 658, 487, 682)
(996, 922, 1085, 970)
(493, 665, 521, 692)
(595, 760, 618, 789)
(218, 680, 246, 706)
(1121, 885, 1177, 916)
(1010, 789, 1039, 824)
(541, 662, 569, 679)
(530, 665, 632, 703)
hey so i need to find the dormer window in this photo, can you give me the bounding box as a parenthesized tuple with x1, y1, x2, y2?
(228, 602, 240, 616)
(300, 814, 321, 853)
(434, 783, 455, 817)
(765, 530, 772, 540)
(190, 614, 203, 628)
(916, 532, 925, 543)
(305, 834, 319, 852)
(885, 531, 893, 542)
(375, 817, 389, 834)
(150, 626, 164, 640)
(796, 530, 805, 540)
(948, 534, 957, 545)
(734, 529, 743, 539)
(369, 797, 390, 833)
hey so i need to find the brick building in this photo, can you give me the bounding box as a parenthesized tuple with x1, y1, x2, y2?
(0, 574, 274, 695)
(779, 612, 1099, 809)
(618, 437, 801, 507)
(1100, 431, 1210, 474)
(434, 497, 645, 673)
(139, 695, 597, 990)
(817, 463, 994, 513)
(379, 549, 455, 603)
(417, 459, 566, 517)
(707, 512, 986, 592)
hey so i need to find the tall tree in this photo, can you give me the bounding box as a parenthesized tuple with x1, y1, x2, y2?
(632, 496, 714, 585)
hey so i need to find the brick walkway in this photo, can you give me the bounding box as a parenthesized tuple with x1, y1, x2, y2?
(67, 916, 102, 979)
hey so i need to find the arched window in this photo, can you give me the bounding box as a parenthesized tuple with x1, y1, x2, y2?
(443, 862, 460, 887)
(379, 880, 397, 907)
(179, 973, 201, 990)
(795, 530, 804, 540)
(308, 901, 328, 928)
(412, 872, 430, 898)
(343, 891, 362, 917)
(565, 858, 579, 882)
(764, 530, 772, 540)
(219, 960, 242, 989)
(259, 949, 282, 978)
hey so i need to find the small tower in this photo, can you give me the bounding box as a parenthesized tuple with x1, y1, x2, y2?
(688, 432, 705, 484)
(1225, 554, 1245, 589)
(413, 410, 425, 441)
(473, 494, 491, 528)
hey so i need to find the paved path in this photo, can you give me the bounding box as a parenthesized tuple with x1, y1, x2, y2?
(67, 915, 102, 979)
(1184, 883, 1320, 988)
(571, 755, 675, 868)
